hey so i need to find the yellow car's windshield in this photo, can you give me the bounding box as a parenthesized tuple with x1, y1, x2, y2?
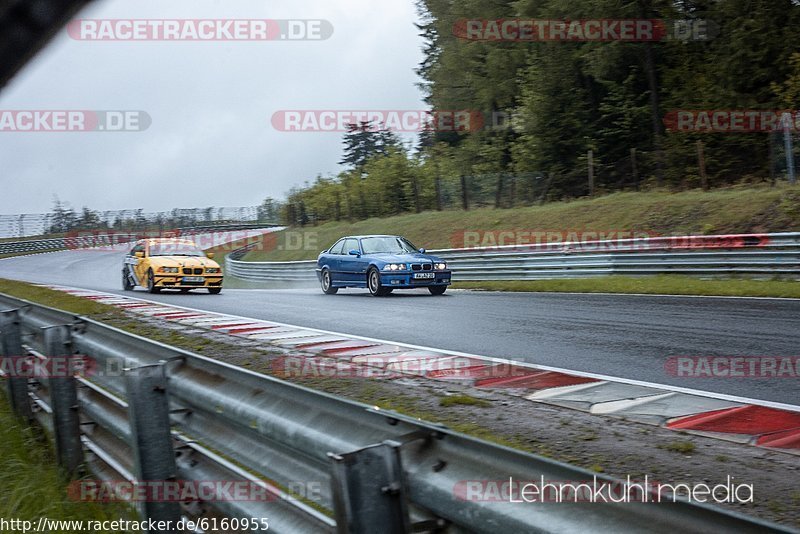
(149, 243, 204, 257)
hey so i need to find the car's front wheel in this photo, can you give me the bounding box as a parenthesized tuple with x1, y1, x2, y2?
(320, 269, 338, 294)
(208, 287, 222, 295)
(368, 268, 390, 297)
(122, 268, 133, 291)
(428, 285, 447, 296)
(147, 269, 161, 294)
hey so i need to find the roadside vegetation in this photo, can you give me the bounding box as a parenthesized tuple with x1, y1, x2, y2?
(0, 279, 121, 316)
(244, 185, 800, 263)
(233, 186, 800, 299)
(658, 440, 697, 454)
(271, 2, 800, 228)
(452, 276, 800, 299)
(439, 394, 492, 407)
(0, 397, 131, 530)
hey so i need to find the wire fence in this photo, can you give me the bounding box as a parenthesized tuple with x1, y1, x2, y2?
(0, 206, 262, 239)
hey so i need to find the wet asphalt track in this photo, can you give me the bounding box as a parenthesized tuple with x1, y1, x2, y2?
(0, 249, 798, 404)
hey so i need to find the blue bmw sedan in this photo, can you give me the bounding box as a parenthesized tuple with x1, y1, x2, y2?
(316, 235, 452, 296)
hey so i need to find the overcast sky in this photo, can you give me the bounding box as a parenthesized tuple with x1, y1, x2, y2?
(0, 0, 426, 215)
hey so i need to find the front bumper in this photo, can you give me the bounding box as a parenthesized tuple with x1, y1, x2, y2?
(153, 274, 223, 288)
(379, 270, 451, 288)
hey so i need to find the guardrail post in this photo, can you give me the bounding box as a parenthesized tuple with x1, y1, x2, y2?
(329, 441, 410, 534)
(0, 309, 33, 420)
(43, 325, 84, 476)
(125, 362, 182, 529)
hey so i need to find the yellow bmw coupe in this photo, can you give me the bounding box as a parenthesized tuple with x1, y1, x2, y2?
(122, 238, 223, 294)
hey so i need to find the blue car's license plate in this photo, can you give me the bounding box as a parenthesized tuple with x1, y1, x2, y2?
(413, 273, 435, 279)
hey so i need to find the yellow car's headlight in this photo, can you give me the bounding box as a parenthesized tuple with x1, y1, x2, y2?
(159, 267, 179, 273)
(206, 268, 221, 274)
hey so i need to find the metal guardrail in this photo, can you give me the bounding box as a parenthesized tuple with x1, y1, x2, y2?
(225, 233, 800, 283)
(0, 293, 791, 533)
(0, 294, 790, 533)
(0, 224, 280, 257)
(0, 234, 139, 257)
(0, 237, 70, 255)
(0, 207, 265, 240)
(177, 223, 280, 235)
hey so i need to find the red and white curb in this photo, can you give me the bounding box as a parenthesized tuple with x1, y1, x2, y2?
(46, 285, 800, 454)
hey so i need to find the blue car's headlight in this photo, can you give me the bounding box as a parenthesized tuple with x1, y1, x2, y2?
(383, 263, 406, 271)
(435, 263, 447, 270)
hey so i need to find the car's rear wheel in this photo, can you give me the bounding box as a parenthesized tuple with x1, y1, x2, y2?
(122, 268, 133, 291)
(428, 285, 447, 296)
(147, 269, 161, 294)
(368, 268, 390, 297)
(321, 269, 338, 294)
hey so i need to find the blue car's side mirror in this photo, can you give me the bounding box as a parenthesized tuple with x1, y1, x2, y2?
(419, 248, 426, 254)
(348, 249, 361, 256)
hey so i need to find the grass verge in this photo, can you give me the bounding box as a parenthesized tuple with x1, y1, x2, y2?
(0, 279, 125, 316)
(204, 233, 270, 263)
(452, 275, 800, 298)
(244, 185, 800, 262)
(0, 397, 131, 529)
(439, 394, 492, 407)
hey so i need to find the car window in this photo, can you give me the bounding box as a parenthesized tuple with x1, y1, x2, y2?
(343, 238, 360, 254)
(328, 239, 345, 255)
(129, 244, 144, 256)
(361, 236, 418, 254)
(149, 242, 205, 257)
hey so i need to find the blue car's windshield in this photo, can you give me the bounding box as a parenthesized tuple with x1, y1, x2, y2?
(361, 237, 418, 255)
